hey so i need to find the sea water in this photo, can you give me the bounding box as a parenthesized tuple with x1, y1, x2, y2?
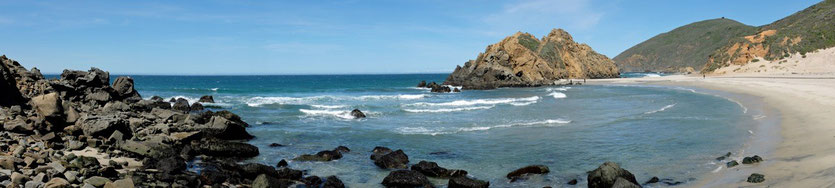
(126, 74, 754, 187)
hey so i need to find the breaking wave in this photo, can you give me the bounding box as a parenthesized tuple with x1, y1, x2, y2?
(645, 103, 676, 114)
(395, 119, 571, 135)
(405, 96, 540, 107)
(403, 106, 495, 113)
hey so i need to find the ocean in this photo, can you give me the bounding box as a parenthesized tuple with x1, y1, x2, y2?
(119, 74, 753, 187)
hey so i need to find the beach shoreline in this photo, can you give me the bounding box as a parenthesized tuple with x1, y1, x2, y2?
(586, 74, 835, 187)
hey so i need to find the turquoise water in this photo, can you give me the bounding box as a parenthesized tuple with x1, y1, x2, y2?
(122, 74, 753, 187)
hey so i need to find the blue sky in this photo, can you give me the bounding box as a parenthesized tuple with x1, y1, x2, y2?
(0, 0, 821, 75)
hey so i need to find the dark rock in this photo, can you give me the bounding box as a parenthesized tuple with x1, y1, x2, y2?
(144, 156, 187, 175)
(747, 173, 765, 183)
(112, 76, 141, 102)
(727, 160, 739, 168)
(645, 177, 659, 184)
(448, 176, 488, 188)
(323, 176, 345, 188)
(0, 56, 27, 107)
(587, 162, 640, 188)
(381, 170, 432, 188)
(276, 167, 304, 180)
(192, 139, 259, 158)
(252, 174, 297, 188)
(374, 149, 410, 169)
(150, 96, 164, 102)
(237, 163, 277, 178)
(613, 177, 642, 188)
(169, 98, 176, 103)
(411, 161, 467, 178)
(269, 143, 285, 147)
(506, 165, 549, 179)
(417, 81, 427, 87)
(303, 176, 323, 187)
(351, 109, 366, 118)
(716, 152, 732, 161)
(198, 95, 214, 103)
(453, 88, 461, 92)
(172, 98, 190, 113)
(371, 146, 393, 160)
(191, 102, 204, 111)
(294, 146, 347, 162)
(742, 155, 763, 164)
(568, 179, 578, 185)
(277, 159, 288, 167)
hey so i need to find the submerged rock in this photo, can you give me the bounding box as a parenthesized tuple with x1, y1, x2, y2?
(410, 161, 467, 178)
(506, 165, 550, 180)
(587, 162, 640, 188)
(747, 173, 765, 183)
(716, 152, 732, 161)
(448, 176, 489, 188)
(417, 80, 427, 87)
(742, 155, 763, 164)
(727, 160, 739, 168)
(293, 146, 348, 162)
(350, 109, 366, 118)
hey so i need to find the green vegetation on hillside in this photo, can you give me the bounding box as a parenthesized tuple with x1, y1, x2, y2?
(518, 35, 540, 51)
(613, 18, 757, 72)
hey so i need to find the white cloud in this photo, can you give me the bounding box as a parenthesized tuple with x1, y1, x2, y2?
(484, 0, 604, 33)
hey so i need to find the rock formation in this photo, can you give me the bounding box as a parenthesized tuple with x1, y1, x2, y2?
(444, 29, 619, 89)
(0, 54, 345, 187)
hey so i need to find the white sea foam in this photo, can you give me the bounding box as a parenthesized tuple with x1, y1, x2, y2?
(406, 96, 540, 107)
(547, 92, 567, 99)
(545, 87, 571, 92)
(211, 88, 219, 91)
(644, 103, 677, 114)
(403, 106, 494, 113)
(396, 119, 572, 135)
(299, 109, 357, 120)
(246, 94, 426, 107)
(644, 73, 662, 77)
(311, 104, 348, 109)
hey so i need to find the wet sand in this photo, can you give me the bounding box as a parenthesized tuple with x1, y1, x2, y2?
(585, 74, 835, 187)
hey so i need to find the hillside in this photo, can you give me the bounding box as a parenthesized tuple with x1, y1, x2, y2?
(704, 0, 835, 72)
(444, 29, 619, 89)
(614, 18, 757, 73)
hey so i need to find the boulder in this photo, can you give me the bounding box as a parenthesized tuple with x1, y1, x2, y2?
(613, 177, 642, 188)
(172, 98, 190, 113)
(277, 159, 288, 167)
(150, 96, 164, 102)
(191, 102, 204, 111)
(411, 161, 467, 178)
(568, 179, 578, 185)
(252, 174, 297, 188)
(747, 173, 764, 183)
(374, 149, 410, 169)
(0, 56, 27, 107)
(198, 95, 215, 103)
(31, 93, 63, 118)
(381, 170, 432, 188)
(237, 163, 278, 178)
(727, 160, 739, 168)
(77, 115, 131, 138)
(506, 165, 550, 180)
(742, 155, 763, 164)
(351, 109, 366, 119)
(371, 146, 393, 160)
(83, 176, 111, 187)
(417, 80, 427, 87)
(645, 177, 659, 184)
(293, 146, 349, 162)
(587, 162, 640, 188)
(106, 178, 134, 188)
(191, 139, 259, 158)
(111, 76, 141, 102)
(195, 116, 254, 140)
(4, 117, 33, 133)
(44, 178, 70, 188)
(448, 176, 489, 188)
(323, 176, 345, 188)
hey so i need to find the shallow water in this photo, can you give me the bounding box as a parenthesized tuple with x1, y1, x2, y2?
(124, 74, 755, 187)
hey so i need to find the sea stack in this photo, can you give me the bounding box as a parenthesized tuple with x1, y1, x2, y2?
(444, 29, 619, 89)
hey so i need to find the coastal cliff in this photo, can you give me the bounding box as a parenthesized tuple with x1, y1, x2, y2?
(444, 29, 619, 89)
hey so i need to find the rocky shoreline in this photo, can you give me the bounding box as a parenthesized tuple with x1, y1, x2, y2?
(1, 54, 769, 187)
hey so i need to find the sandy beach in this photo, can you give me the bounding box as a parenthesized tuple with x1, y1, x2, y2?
(586, 73, 835, 187)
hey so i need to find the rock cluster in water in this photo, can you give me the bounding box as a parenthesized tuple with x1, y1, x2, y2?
(0, 54, 345, 187)
(444, 29, 619, 89)
(417, 80, 460, 93)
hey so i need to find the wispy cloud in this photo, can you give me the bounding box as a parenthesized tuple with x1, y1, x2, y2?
(484, 0, 605, 33)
